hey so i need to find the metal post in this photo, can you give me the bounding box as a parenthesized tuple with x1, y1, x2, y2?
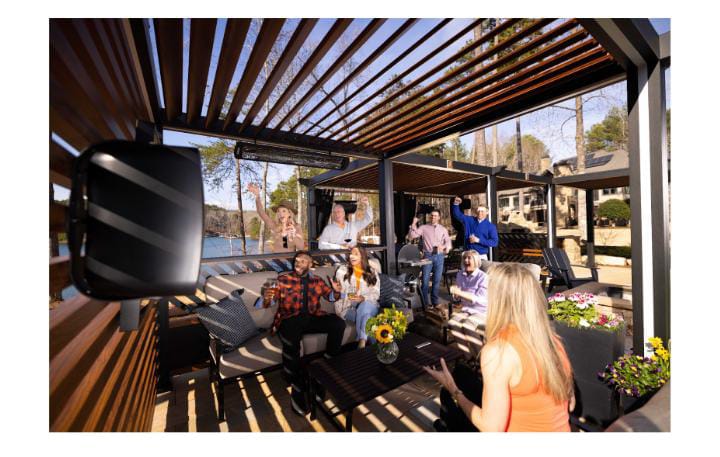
(486, 175, 498, 261)
(379, 158, 396, 274)
(546, 184, 556, 248)
(585, 188, 595, 267)
(135, 120, 162, 144)
(627, 60, 670, 353)
(307, 186, 317, 247)
(398, 191, 406, 246)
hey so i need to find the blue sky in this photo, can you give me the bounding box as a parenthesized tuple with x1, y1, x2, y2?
(54, 18, 671, 208)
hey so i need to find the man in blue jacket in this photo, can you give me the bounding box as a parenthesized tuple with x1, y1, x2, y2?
(451, 196, 498, 260)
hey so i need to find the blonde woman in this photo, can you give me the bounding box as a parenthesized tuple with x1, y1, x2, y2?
(425, 263, 575, 432)
(334, 246, 380, 348)
(248, 183, 305, 252)
(447, 250, 489, 360)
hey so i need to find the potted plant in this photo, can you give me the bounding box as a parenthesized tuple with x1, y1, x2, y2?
(548, 292, 626, 428)
(598, 337, 670, 415)
(366, 306, 408, 364)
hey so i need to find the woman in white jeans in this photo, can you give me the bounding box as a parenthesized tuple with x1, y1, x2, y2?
(334, 246, 380, 348)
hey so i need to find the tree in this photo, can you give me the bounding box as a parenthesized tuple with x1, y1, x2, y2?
(500, 134, 549, 173)
(197, 139, 260, 254)
(586, 106, 628, 152)
(598, 198, 630, 223)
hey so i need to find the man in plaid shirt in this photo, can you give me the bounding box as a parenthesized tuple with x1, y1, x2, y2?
(266, 251, 344, 415)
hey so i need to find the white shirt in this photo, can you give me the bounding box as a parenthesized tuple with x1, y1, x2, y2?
(318, 205, 373, 249)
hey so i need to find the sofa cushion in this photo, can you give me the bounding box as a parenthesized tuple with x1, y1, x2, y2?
(219, 332, 283, 378)
(196, 294, 259, 349)
(218, 322, 357, 378)
(299, 323, 357, 356)
(378, 273, 407, 309)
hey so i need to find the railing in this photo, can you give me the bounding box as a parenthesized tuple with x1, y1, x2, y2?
(497, 233, 547, 265)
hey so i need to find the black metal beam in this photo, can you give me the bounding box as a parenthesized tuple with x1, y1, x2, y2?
(383, 64, 625, 159)
(546, 184, 557, 249)
(627, 57, 671, 353)
(659, 31, 670, 67)
(649, 60, 671, 344)
(486, 174, 498, 261)
(579, 19, 659, 70)
(379, 158, 396, 274)
(163, 115, 381, 159)
(553, 168, 630, 189)
(585, 188, 595, 268)
(307, 157, 378, 187)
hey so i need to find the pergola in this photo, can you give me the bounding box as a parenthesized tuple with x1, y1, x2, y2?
(305, 152, 554, 259)
(49, 18, 670, 431)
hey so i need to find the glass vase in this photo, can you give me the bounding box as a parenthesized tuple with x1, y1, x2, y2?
(376, 341, 399, 364)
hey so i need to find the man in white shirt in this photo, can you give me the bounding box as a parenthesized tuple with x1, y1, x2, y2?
(318, 195, 373, 249)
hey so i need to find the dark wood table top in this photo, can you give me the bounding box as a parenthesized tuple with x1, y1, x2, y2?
(307, 333, 461, 412)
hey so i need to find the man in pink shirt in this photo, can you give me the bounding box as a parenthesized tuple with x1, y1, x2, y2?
(408, 210, 453, 307)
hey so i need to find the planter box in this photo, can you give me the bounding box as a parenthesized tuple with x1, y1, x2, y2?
(553, 320, 625, 428)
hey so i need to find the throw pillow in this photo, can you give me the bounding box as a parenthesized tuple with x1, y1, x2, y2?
(196, 292, 259, 350)
(379, 273, 407, 309)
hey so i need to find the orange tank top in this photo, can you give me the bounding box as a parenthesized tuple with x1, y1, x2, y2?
(498, 325, 571, 432)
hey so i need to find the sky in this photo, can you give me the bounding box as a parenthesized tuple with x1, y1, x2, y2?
(53, 18, 671, 209)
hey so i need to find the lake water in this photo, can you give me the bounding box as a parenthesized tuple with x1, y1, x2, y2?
(58, 236, 267, 259)
(56, 237, 271, 300)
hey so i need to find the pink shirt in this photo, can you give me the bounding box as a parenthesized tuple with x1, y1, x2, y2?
(409, 223, 452, 254)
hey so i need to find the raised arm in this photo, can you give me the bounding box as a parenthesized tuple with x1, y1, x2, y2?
(247, 183, 275, 230)
(451, 196, 468, 223)
(354, 195, 374, 232)
(408, 217, 422, 240)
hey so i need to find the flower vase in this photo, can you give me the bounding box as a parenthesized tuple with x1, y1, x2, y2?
(376, 341, 399, 364)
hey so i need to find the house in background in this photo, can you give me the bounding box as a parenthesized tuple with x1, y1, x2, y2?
(496, 149, 630, 231)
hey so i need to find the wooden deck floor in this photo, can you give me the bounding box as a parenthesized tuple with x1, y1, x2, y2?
(152, 368, 444, 432)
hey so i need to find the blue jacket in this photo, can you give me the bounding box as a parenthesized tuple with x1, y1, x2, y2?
(451, 204, 499, 255)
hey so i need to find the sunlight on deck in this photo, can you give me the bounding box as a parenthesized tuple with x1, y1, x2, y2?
(152, 368, 444, 432)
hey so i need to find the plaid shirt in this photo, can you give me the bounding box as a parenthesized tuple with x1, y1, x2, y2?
(272, 271, 336, 331)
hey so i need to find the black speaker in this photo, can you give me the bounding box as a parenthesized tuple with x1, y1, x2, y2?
(68, 140, 204, 300)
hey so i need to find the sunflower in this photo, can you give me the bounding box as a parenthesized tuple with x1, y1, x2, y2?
(375, 324, 394, 344)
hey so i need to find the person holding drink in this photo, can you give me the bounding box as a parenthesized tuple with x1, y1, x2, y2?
(266, 251, 344, 415)
(248, 183, 304, 252)
(451, 197, 498, 260)
(318, 195, 373, 249)
(408, 209, 452, 308)
(333, 246, 380, 348)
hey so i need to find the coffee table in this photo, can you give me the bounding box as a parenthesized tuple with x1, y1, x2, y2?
(307, 332, 461, 431)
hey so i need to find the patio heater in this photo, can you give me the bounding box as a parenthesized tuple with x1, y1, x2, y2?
(234, 140, 349, 170)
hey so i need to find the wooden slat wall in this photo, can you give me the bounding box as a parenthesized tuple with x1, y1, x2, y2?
(49, 19, 161, 432)
(50, 300, 159, 431)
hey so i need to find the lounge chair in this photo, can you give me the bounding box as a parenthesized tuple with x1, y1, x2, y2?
(542, 247, 598, 293)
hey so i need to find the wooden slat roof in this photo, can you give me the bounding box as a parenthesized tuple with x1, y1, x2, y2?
(50, 18, 625, 159)
(311, 154, 551, 196)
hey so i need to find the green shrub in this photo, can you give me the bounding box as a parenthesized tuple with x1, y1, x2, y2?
(598, 198, 630, 222)
(581, 245, 632, 259)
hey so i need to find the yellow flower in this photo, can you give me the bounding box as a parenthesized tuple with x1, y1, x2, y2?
(648, 337, 663, 349)
(375, 324, 394, 344)
(655, 348, 669, 361)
